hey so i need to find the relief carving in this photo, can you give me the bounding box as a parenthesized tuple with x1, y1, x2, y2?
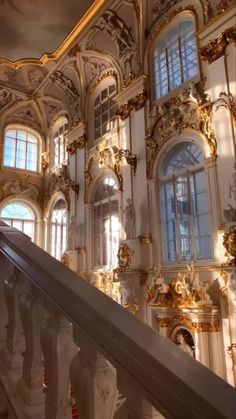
(201, 26, 236, 64)
(46, 164, 79, 202)
(93, 9, 137, 71)
(115, 242, 134, 272)
(0, 87, 21, 112)
(147, 261, 213, 309)
(0, 179, 39, 202)
(146, 85, 216, 179)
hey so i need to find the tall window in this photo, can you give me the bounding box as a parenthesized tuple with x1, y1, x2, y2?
(160, 142, 212, 263)
(1, 202, 35, 241)
(154, 19, 198, 99)
(93, 177, 119, 268)
(4, 128, 39, 172)
(53, 120, 68, 166)
(50, 199, 67, 260)
(94, 84, 117, 142)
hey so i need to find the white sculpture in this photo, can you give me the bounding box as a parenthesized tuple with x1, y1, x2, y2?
(123, 199, 136, 240)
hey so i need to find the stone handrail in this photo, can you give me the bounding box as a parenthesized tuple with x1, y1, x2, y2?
(0, 221, 235, 419)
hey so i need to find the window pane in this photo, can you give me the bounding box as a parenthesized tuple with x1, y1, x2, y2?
(160, 143, 211, 262)
(4, 129, 38, 172)
(154, 19, 198, 99)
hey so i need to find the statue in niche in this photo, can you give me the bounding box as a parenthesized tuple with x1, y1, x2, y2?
(123, 199, 136, 240)
(175, 330, 194, 357)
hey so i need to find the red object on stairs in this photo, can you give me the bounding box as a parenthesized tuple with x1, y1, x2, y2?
(43, 369, 78, 418)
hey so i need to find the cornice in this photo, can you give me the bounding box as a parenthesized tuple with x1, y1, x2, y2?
(0, 0, 107, 70)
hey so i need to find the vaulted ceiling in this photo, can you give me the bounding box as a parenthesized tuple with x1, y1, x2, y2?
(0, 0, 94, 61)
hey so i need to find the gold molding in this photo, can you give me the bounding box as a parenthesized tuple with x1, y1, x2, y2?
(0, 0, 107, 69)
(215, 92, 236, 125)
(200, 25, 236, 64)
(66, 134, 87, 155)
(116, 91, 147, 120)
(223, 225, 236, 266)
(138, 234, 152, 244)
(115, 242, 134, 272)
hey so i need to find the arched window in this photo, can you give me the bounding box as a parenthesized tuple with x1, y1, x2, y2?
(154, 19, 198, 99)
(0, 202, 35, 241)
(160, 142, 212, 263)
(50, 199, 67, 260)
(94, 83, 117, 142)
(93, 177, 119, 268)
(53, 119, 68, 166)
(4, 128, 39, 172)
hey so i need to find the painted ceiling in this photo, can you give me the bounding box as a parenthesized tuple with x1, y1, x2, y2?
(0, 0, 94, 61)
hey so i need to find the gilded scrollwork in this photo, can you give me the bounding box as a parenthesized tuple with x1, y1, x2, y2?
(115, 242, 134, 272)
(61, 253, 72, 268)
(223, 226, 236, 266)
(200, 25, 236, 64)
(147, 261, 213, 309)
(215, 92, 236, 125)
(146, 86, 216, 179)
(66, 134, 87, 155)
(116, 91, 147, 120)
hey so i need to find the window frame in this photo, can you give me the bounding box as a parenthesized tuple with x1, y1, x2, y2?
(0, 200, 36, 242)
(88, 76, 118, 148)
(151, 14, 199, 103)
(3, 125, 41, 173)
(159, 141, 213, 264)
(93, 177, 119, 270)
(49, 198, 68, 260)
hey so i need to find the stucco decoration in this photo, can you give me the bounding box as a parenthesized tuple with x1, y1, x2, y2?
(0, 87, 21, 112)
(4, 105, 41, 132)
(147, 261, 213, 309)
(0, 178, 40, 202)
(50, 70, 80, 128)
(46, 164, 79, 203)
(146, 84, 216, 179)
(93, 9, 137, 72)
(44, 101, 64, 128)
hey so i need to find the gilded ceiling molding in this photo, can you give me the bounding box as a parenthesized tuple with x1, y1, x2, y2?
(145, 83, 217, 180)
(0, 0, 108, 69)
(66, 134, 87, 155)
(116, 91, 147, 120)
(200, 25, 236, 64)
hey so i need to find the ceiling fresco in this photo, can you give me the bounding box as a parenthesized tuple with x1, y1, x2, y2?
(0, 0, 94, 61)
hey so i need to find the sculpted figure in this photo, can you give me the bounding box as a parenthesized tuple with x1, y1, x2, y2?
(176, 332, 194, 357)
(123, 199, 136, 240)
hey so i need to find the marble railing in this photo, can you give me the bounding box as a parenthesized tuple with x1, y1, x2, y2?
(0, 221, 235, 419)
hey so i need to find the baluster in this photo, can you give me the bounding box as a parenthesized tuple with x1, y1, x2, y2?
(118, 374, 164, 419)
(1, 268, 25, 378)
(0, 254, 13, 346)
(18, 280, 45, 418)
(70, 343, 118, 419)
(41, 309, 77, 419)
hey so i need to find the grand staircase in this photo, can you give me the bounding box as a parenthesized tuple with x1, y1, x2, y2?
(0, 221, 235, 419)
